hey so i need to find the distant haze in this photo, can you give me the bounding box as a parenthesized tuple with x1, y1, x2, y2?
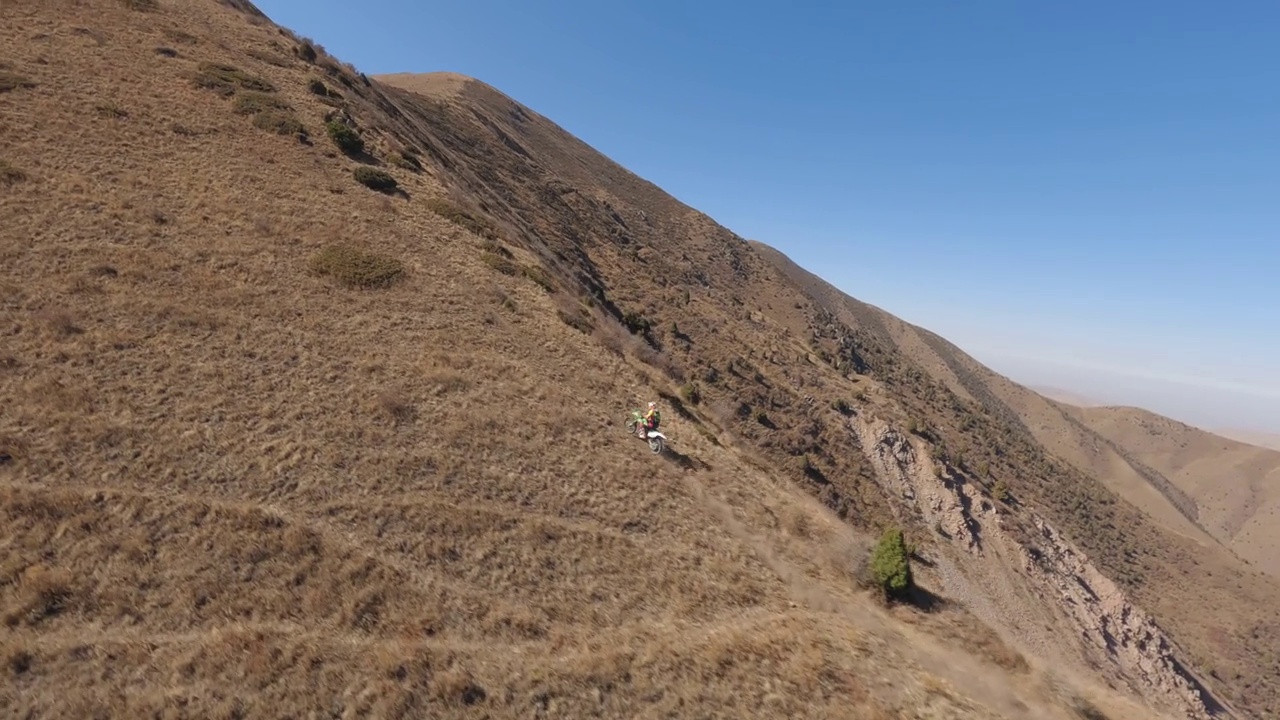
(966, 344, 1280, 434)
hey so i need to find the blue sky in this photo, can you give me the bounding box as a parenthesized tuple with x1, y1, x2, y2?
(254, 0, 1280, 432)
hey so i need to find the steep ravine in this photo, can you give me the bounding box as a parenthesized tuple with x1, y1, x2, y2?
(848, 412, 1226, 720)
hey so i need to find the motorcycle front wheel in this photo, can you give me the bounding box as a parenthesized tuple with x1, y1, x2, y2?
(648, 437, 664, 454)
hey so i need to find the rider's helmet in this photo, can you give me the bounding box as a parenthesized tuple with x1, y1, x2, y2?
(648, 401, 657, 411)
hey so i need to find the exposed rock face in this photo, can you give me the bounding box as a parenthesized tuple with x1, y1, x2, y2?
(852, 419, 989, 554)
(851, 415, 1219, 720)
(1020, 517, 1215, 720)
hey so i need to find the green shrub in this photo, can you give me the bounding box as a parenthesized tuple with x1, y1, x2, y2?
(325, 121, 364, 155)
(247, 48, 292, 68)
(295, 41, 318, 63)
(520, 264, 555, 293)
(481, 240, 512, 258)
(679, 382, 701, 405)
(480, 252, 518, 276)
(309, 244, 403, 288)
(870, 527, 913, 599)
(120, 0, 158, 10)
(391, 152, 422, 172)
(192, 62, 275, 96)
(352, 167, 397, 192)
(252, 111, 306, 139)
(557, 308, 594, 334)
(795, 454, 813, 474)
(233, 91, 290, 115)
(993, 479, 1010, 504)
(621, 311, 651, 335)
(425, 197, 498, 240)
(0, 72, 36, 93)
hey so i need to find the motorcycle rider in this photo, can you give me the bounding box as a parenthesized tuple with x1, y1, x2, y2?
(641, 401, 661, 436)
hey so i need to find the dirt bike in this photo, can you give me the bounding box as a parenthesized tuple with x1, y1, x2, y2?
(626, 410, 667, 454)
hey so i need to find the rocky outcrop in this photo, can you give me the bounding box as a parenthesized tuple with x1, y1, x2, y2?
(851, 418, 989, 555)
(1019, 516, 1215, 719)
(850, 414, 1221, 720)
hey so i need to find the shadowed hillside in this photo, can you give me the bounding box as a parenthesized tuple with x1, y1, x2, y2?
(2, 1, 1278, 718)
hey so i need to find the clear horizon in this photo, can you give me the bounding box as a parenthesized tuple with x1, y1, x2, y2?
(253, 0, 1280, 433)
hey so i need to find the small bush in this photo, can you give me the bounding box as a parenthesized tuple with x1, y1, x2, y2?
(247, 48, 292, 68)
(832, 398, 852, 415)
(680, 382, 701, 405)
(310, 244, 404, 288)
(233, 91, 290, 115)
(621, 310, 651, 336)
(480, 252, 518, 276)
(377, 390, 416, 424)
(391, 152, 422, 172)
(993, 479, 1010, 504)
(520, 264, 555, 293)
(353, 167, 397, 192)
(425, 197, 499, 240)
(870, 527, 914, 599)
(120, 0, 158, 10)
(8, 646, 33, 675)
(5, 566, 74, 627)
(164, 29, 198, 44)
(0, 72, 36, 93)
(296, 41, 318, 63)
(94, 103, 129, 119)
(192, 62, 275, 96)
(307, 77, 340, 97)
(0, 161, 27, 186)
(1068, 695, 1111, 720)
(326, 121, 364, 155)
(154, 46, 178, 57)
(557, 308, 594, 334)
(481, 240, 512, 258)
(253, 111, 306, 139)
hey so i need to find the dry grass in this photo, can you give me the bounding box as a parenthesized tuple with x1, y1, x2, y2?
(0, 72, 36, 93)
(0, 0, 1263, 718)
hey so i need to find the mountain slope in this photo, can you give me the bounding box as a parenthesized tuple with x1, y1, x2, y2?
(1, 0, 1276, 718)
(1057, 405, 1280, 576)
(746, 242, 1279, 716)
